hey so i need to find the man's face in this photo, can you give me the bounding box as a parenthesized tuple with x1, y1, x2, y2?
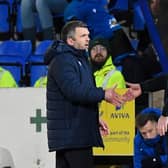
(139, 120, 158, 139)
(150, 0, 160, 15)
(70, 27, 90, 50)
(90, 44, 108, 63)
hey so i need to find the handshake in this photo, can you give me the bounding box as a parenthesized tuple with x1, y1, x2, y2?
(100, 82, 142, 137)
(104, 82, 142, 107)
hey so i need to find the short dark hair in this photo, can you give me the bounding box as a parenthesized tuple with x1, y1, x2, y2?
(136, 111, 159, 128)
(61, 20, 88, 42)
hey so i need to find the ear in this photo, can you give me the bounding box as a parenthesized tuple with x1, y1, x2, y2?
(67, 38, 74, 46)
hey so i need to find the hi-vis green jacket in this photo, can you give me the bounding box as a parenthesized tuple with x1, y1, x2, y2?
(0, 67, 17, 87)
(34, 76, 47, 88)
(94, 56, 126, 89)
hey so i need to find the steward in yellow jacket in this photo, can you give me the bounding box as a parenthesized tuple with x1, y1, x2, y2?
(34, 76, 47, 88)
(89, 37, 126, 89)
(0, 67, 18, 87)
(94, 56, 126, 89)
(89, 34, 127, 168)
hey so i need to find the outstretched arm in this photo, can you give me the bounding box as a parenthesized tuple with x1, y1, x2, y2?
(125, 77, 168, 135)
(125, 74, 168, 97)
(140, 74, 168, 92)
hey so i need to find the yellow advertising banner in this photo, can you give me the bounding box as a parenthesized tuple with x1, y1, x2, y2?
(94, 89, 135, 156)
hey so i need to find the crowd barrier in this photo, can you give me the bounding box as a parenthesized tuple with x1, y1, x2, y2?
(0, 88, 135, 168)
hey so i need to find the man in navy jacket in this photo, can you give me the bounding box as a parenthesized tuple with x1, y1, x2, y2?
(44, 20, 124, 168)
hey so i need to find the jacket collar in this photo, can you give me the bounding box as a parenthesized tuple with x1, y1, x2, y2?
(94, 56, 116, 76)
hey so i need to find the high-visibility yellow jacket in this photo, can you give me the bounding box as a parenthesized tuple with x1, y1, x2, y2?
(94, 56, 126, 89)
(0, 67, 18, 88)
(34, 76, 47, 88)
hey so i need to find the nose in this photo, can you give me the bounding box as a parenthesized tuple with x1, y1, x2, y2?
(98, 47, 102, 53)
(145, 133, 152, 139)
(94, 47, 103, 53)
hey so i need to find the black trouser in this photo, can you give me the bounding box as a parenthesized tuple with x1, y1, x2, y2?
(56, 147, 94, 168)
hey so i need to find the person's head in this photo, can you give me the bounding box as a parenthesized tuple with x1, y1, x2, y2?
(61, 20, 90, 50)
(149, 0, 160, 16)
(89, 37, 110, 68)
(136, 108, 161, 139)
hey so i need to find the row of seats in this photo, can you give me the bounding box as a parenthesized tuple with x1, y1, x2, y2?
(0, 40, 52, 86)
(0, 0, 146, 41)
(0, 38, 140, 87)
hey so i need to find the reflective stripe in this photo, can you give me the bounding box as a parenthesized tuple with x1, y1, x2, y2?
(102, 69, 116, 89)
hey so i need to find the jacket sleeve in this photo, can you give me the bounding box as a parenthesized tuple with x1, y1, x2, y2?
(50, 54, 105, 104)
(140, 74, 168, 116)
(134, 136, 142, 168)
(162, 101, 168, 116)
(140, 74, 168, 92)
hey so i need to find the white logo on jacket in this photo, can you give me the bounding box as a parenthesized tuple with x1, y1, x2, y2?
(78, 61, 82, 66)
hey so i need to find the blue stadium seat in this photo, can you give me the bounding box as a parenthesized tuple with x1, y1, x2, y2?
(28, 40, 52, 86)
(34, 40, 53, 56)
(29, 63, 48, 87)
(0, 0, 11, 40)
(0, 40, 32, 85)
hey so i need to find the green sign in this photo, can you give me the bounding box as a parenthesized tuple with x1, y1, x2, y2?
(30, 109, 47, 132)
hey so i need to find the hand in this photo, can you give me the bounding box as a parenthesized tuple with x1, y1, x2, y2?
(157, 115, 168, 136)
(126, 82, 142, 98)
(105, 85, 125, 106)
(99, 119, 109, 137)
(122, 89, 135, 101)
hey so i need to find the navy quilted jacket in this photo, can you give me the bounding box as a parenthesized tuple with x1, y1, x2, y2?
(44, 40, 104, 152)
